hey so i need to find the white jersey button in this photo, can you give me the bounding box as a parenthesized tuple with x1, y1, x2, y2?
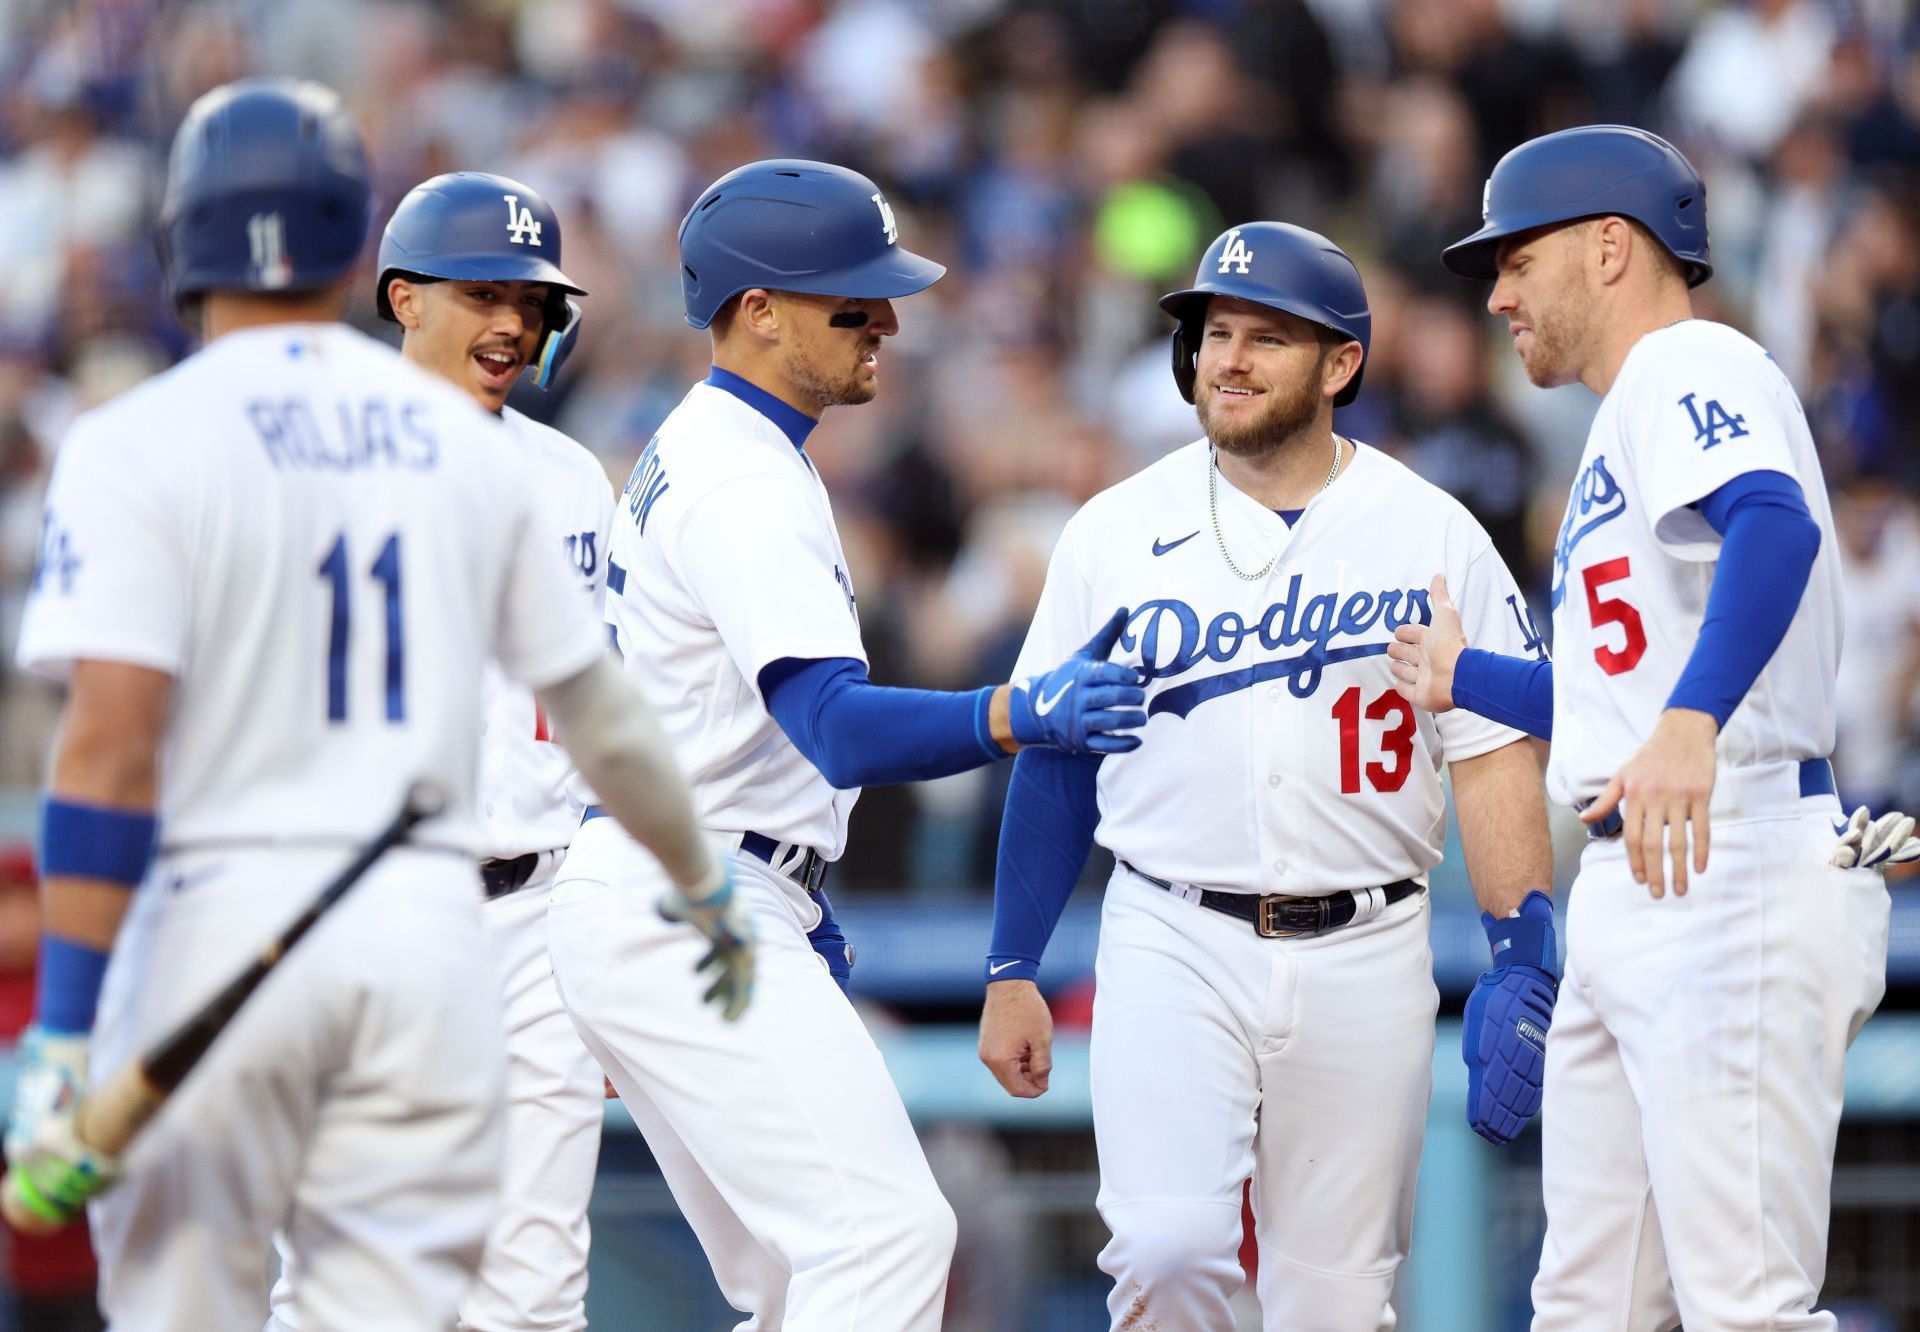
(1267, 774, 1281, 788)
(1273, 861, 1287, 876)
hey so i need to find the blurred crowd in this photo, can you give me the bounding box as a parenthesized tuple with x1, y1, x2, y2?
(2, 0, 1918, 892)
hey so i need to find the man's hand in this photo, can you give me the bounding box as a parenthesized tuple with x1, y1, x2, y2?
(658, 865, 755, 1021)
(3, 1027, 122, 1231)
(1004, 608, 1148, 755)
(1464, 891, 1558, 1145)
(1831, 806, 1920, 871)
(1583, 708, 1719, 897)
(978, 980, 1054, 1098)
(1388, 574, 1467, 713)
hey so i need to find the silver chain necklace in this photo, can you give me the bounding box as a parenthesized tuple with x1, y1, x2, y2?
(1208, 435, 1345, 582)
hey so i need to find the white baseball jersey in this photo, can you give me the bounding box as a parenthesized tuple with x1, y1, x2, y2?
(1017, 438, 1536, 894)
(16, 323, 607, 853)
(1543, 319, 1843, 808)
(600, 374, 866, 858)
(476, 408, 614, 861)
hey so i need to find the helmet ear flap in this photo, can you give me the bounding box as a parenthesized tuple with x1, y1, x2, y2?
(1171, 319, 1200, 404)
(532, 298, 582, 390)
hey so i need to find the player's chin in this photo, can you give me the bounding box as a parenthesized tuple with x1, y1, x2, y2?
(837, 372, 879, 405)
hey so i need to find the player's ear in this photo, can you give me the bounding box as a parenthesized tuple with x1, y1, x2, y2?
(1594, 216, 1633, 287)
(388, 277, 425, 331)
(736, 289, 781, 345)
(1321, 339, 1363, 402)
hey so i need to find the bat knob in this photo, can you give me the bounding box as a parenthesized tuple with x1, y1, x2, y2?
(403, 782, 447, 822)
(1, 1173, 65, 1236)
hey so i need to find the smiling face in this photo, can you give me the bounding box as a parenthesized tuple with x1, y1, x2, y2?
(1487, 224, 1596, 389)
(1192, 296, 1357, 459)
(388, 277, 552, 413)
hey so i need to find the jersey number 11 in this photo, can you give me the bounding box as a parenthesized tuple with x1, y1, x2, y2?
(318, 532, 406, 723)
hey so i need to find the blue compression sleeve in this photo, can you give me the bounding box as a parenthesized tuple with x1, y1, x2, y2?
(1665, 470, 1820, 726)
(986, 748, 1101, 984)
(760, 657, 1002, 789)
(1452, 650, 1555, 740)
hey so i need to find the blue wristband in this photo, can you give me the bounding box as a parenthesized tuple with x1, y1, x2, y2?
(36, 934, 111, 1036)
(40, 797, 157, 886)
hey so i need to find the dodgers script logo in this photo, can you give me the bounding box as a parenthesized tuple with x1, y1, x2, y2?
(1123, 575, 1431, 719)
(1550, 453, 1626, 611)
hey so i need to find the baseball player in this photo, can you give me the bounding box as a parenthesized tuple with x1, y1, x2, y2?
(2, 79, 747, 1331)
(977, 222, 1558, 1331)
(1388, 124, 1891, 1328)
(263, 172, 615, 1332)
(546, 158, 1147, 1332)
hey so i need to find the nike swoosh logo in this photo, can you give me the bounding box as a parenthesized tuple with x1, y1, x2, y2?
(1832, 820, 1853, 838)
(1035, 680, 1073, 715)
(989, 960, 1023, 975)
(1152, 531, 1199, 556)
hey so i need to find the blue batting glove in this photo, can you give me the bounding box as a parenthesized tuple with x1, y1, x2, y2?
(1464, 889, 1559, 1146)
(1008, 608, 1148, 755)
(807, 889, 855, 996)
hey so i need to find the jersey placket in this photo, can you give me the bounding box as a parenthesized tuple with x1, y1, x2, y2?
(1219, 476, 1309, 895)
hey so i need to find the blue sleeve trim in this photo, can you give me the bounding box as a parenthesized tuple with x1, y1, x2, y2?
(36, 935, 110, 1036)
(1451, 650, 1554, 741)
(40, 798, 156, 886)
(1667, 472, 1819, 726)
(987, 748, 1100, 983)
(760, 657, 1004, 789)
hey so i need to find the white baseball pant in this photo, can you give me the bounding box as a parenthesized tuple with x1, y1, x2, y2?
(264, 854, 604, 1332)
(1531, 777, 1889, 1330)
(1091, 865, 1438, 1332)
(90, 844, 505, 1332)
(548, 820, 955, 1332)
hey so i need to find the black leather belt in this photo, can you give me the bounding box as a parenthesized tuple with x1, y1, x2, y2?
(481, 851, 542, 900)
(1578, 757, 1836, 841)
(580, 808, 828, 893)
(1121, 861, 1422, 938)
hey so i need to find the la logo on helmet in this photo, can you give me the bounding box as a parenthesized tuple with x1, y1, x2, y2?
(1217, 229, 1253, 275)
(504, 194, 543, 247)
(871, 192, 899, 246)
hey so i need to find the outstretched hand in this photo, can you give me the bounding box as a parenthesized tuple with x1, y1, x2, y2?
(1388, 574, 1466, 714)
(1006, 608, 1148, 755)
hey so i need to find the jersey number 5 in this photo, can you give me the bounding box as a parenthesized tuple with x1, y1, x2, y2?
(318, 532, 406, 723)
(1332, 687, 1414, 794)
(1581, 557, 1646, 676)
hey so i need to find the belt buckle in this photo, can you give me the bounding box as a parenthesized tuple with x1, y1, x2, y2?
(1256, 895, 1326, 938)
(798, 851, 827, 894)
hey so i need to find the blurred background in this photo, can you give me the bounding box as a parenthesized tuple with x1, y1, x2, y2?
(1, 0, 1919, 1327)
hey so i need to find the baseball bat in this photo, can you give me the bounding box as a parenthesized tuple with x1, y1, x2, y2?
(1, 782, 446, 1233)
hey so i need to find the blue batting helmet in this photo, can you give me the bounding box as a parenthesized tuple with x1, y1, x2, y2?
(1159, 222, 1371, 407)
(1443, 125, 1711, 287)
(678, 159, 946, 330)
(377, 172, 588, 390)
(158, 78, 371, 313)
